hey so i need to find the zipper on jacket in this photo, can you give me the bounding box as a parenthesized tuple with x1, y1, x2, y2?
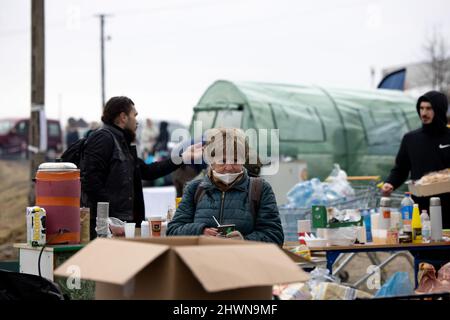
(219, 191, 226, 224)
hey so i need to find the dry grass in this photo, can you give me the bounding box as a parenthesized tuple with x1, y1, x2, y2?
(0, 159, 29, 260)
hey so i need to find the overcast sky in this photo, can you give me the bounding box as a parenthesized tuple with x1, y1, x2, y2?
(1, 0, 450, 126)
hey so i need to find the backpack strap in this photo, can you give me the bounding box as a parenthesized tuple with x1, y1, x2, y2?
(248, 177, 263, 225)
(192, 180, 205, 209)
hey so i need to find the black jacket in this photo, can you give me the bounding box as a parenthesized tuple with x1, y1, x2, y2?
(80, 124, 182, 237)
(386, 91, 450, 189)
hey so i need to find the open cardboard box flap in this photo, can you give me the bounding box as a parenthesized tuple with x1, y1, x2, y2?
(174, 243, 309, 292)
(54, 238, 170, 285)
(54, 236, 309, 294)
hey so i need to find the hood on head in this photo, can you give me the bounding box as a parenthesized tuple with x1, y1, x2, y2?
(416, 91, 449, 131)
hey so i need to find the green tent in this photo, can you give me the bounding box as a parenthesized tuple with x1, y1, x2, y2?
(191, 80, 421, 179)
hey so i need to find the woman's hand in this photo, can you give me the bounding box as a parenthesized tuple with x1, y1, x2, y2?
(203, 227, 219, 237)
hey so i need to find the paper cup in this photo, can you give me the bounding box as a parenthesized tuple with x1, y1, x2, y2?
(149, 217, 163, 237)
(124, 223, 136, 238)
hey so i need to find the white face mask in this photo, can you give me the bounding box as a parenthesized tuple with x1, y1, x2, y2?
(212, 170, 243, 185)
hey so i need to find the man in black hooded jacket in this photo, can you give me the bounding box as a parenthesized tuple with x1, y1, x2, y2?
(382, 91, 450, 228)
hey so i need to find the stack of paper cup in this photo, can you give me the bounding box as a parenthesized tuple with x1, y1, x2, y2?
(96, 202, 110, 238)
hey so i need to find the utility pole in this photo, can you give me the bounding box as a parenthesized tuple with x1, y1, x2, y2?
(96, 14, 111, 110)
(29, 0, 46, 205)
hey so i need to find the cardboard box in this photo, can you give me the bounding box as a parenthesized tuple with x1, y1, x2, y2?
(407, 180, 450, 197)
(54, 236, 309, 300)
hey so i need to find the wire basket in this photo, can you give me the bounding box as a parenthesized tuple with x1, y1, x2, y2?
(278, 206, 312, 242)
(279, 176, 407, 242)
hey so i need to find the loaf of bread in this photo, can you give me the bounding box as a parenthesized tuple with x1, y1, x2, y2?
(416, 168, 450, 185)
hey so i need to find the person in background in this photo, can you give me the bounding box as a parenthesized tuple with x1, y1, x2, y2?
(167, 128, 284, 245)
(80, 96, 203, 238)
(139, 118, 158, 158)
(65, 117, 79, 147)
(382, 91, 450, 228)
(84, 121, 101, 138)
(152, 121, 170, 154)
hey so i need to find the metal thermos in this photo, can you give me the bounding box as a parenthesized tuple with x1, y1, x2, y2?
(430, 197, 443, 242)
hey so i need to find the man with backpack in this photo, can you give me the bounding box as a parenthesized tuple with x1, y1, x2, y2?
(167, 128, 284, 245)
(77, 96, 202, 239)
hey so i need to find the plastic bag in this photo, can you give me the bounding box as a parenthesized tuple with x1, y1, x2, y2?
(286, 164, 354, 208)
(326, 163, 348, 181)
(306, 267, 340, 290)
(326, 164, 354, 199)
(107, 217, 126, 237)
(375, 272, 414, 297)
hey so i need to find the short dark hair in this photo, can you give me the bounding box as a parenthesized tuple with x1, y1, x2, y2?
(101, 96, 134, 125)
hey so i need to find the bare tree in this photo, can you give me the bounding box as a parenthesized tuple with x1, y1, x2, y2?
(423, 28, 450, 95)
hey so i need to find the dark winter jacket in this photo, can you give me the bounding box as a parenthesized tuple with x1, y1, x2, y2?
(386, 91, 450, 188)
(167, 170, 284, 245)
(80, 124, 182, 238)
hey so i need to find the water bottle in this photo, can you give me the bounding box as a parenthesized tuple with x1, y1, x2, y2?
(400, 192, 414, 219)
(421, 210, 431, 242)
(362, 209, 373, 243)
(430, 197, 443, 242)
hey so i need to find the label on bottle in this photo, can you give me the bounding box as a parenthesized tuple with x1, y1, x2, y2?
(401, 205, 413, 220)
(383, 210, 391, 219)
(413, 228, 422, 238)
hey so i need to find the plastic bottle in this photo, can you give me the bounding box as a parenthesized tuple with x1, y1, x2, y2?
(411, 204, 422, 243)
(400, 192, 414, 227)
(421, 211, 431, 243)
(141, 221, 150, 237)
(379, 197, 391, 230)
(362, 209, 373, 243)
(430, 197, 443, 242)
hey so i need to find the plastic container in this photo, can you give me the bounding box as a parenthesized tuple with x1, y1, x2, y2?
(400, 192, 414, 226)
(35, 162, 80, 244)
(412, 204, 422, 243)
(304, 238, 328, 248)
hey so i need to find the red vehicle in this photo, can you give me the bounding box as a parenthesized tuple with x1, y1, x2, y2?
(0, 118, 63, 159)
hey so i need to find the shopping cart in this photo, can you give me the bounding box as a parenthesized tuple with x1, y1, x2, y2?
(280, 176, 412, 287)
(279, 176, 382, 242)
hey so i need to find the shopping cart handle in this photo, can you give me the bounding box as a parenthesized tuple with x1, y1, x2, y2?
(347, 176, 381, 181)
